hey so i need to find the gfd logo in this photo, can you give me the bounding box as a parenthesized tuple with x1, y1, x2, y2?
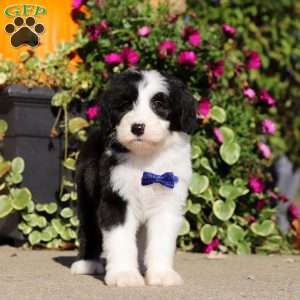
(4, 5, 47, 48)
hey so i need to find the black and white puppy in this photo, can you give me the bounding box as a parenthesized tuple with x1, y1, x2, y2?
(71, 70, 197, 287)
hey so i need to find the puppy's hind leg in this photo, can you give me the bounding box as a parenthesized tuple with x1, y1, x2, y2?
(71, 173, 104, 275)
(71, 221, 104, 275)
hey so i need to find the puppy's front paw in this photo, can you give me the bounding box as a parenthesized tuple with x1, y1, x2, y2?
(105, 270, 145, 287)
(145, 269, 183, 286)
(71, 259, 104, 275)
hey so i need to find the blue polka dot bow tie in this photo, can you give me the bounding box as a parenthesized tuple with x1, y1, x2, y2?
(141, 171, 179, 189)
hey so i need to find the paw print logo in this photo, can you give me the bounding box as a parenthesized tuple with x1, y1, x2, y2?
(5, 17, 45, 48)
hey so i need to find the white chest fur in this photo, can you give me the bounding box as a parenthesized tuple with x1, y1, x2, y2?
(110, 132, 192, 222)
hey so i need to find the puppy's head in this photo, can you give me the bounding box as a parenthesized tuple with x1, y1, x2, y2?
(101, 70, 197, 155)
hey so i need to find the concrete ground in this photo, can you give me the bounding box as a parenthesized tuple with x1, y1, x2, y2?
(0, 246, 299, 300)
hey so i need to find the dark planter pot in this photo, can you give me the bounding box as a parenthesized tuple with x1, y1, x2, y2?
(0, 85, 61, 243)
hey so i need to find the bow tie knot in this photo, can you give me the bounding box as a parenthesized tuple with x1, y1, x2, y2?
(141, 171, 178, 189)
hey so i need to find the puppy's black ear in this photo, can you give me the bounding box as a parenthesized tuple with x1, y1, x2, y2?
(99, 90, 113, 137)
(166, 75, 198, 135)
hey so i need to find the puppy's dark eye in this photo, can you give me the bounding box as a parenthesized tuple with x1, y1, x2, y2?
(151, 92, 170, 118)
(151, 92, 168, 109)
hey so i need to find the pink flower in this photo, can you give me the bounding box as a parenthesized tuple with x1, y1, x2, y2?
(245, 51, 261, 69)
(261, 119, 276, 135)
(288, 203, 300, 220)
(158, 40, 177, 58)
(178, 51, 197, 67)
(182, 26, 201, 47)
(248, 176, 265, 193)
(222, 23, 237, 38)
(168, 15, 178, 23)
(203, 239, 220, 254)
(138, 26, 151, 37)
(259, 90, 276, 107)
(258, 143, 272, 159)
(245, 215, 256, 224)
(121, 48, 140, 66)
(278, 194, 289, 203)
(104, 52, 123, 65)
(86, 20, 108, 41)
(72, 0, 86, 9)
(86, 105, 100, 120)
(256, 199, 266, 211)
(210, 60, 225, 78)
(213, 128, 224, 144)
(243, 87, 256, 99)
(197, 98, 211, 118)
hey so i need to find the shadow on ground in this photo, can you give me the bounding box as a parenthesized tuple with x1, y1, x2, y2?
(52, 255, 105, 282)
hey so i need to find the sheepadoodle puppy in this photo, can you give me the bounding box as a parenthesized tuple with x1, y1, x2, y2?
(71, 69, 197, 287)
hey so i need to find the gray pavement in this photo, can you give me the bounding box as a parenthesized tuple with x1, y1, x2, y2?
(0, 246, 299, 300)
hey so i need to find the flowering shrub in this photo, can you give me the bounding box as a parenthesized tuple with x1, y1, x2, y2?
(0, 0, 299, 253)
(188, 0, 300, 168)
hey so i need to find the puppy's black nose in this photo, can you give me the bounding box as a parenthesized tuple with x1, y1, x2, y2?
(131, 123, 145, 136)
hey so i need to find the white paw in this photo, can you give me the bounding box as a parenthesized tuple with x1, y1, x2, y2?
(105, 270, 145, 287)
(145, 269, 183, 286)
(71, 259, 104, 275)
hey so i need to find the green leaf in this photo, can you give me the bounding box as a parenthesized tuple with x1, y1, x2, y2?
(9, 173, 23, 184)
(24, 213, 40, 227)
(45, 203, 58, 214)
(70, 216, 80, 226)
(60, 207, 74, 218)
(0, 120, 8, 134)
(250, 220, 275, 237)
(227, 224, 245, 244)
(211, 106, 226, 123)
(28, 231, 41, 245)
(219, 184, 249, 200)
(0, 183, 5, 191)
(191, 145, 202, 159)
(51, 219, 64, 234)
(62, 178, 74, 188)
(46, 239, 63, 249)
(59, 228, 75, 241)
(11, 157, 25, 174)
(63, 158, 76, 171)
(11, 188, 32, 210)
(27, 201, 35, 213)
(36, 204, 46, 212)
(0, 195, 13, 218)
(69, 117, 89, 134)
(178, 218, 190, 236)
(41, 230, 52, 242)
(233, 178, 246, 187)
(200, 224, 217, 244)
(220, 142, 241, 165)
(37, 216, 47, 228)
(237, 242, 251, 255)
(43, 225, 58, 239)
(189, 173, 209, 195)
(51, 91, 72, 107)
(61, 193, 71, 202)
(189, 203, 201, 215)
(70, 192, 77, 201)
(18, 222, 32, 235)
(199, 157, 214, 174)
(198, 188, 214, 202)
(213, 200, 236, 221)
(220, 126, 235, 143)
